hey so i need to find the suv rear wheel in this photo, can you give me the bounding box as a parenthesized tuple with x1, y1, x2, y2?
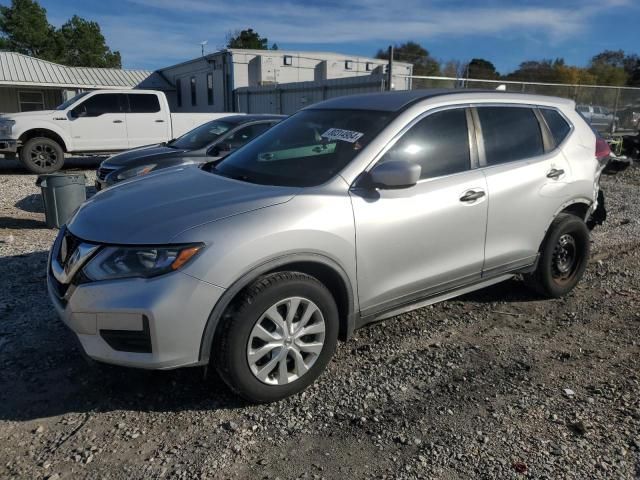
(525, 213, 590, 298)
(214, 272, 339, 403)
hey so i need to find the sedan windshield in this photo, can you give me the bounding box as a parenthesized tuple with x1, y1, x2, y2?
(169, 120, 234, 150)
(56, 91, 90, 110)
(212, 109, 391, 187)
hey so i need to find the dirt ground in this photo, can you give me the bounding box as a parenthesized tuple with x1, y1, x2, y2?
(0, 158, 639, 479)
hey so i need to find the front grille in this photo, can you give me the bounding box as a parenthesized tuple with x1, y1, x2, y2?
(96, 166, 116, 181)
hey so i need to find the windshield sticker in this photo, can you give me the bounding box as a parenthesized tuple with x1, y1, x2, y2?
(321, 128, 364, 144)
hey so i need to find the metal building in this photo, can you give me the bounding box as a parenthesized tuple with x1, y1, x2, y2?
(158, 48, 413, 113)
(0, 51, 166, 113)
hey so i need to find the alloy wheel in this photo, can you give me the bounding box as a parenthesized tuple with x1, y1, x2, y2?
(29, 143, 59, 168)
(247, 296, 326, 385)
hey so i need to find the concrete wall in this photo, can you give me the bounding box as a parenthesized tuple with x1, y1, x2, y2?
(0, 86, 64, 113)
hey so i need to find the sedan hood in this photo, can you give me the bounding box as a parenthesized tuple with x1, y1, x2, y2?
(102, 144, 190, 167)
(68, 165, 299, 244)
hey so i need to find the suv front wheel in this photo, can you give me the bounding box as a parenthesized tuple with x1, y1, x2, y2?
(214, 272, 339, 403)
(525, 213, 590, 298)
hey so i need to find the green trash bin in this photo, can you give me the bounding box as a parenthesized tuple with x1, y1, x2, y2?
(36, 173, 87, 228)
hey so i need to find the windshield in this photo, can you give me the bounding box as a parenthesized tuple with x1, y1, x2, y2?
(169, 120, 234, 150)
(212, 109, 391, 187)
(56, 91, 90, 110)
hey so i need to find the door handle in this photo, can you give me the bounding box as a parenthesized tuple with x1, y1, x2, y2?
(113, 120, 123, 124)
(460, 190, 485, 202)
(155, 119, 165, 123)
(547, 168, 565, 179)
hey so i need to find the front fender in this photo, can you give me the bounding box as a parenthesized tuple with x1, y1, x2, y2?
(15, 120, 73, 150)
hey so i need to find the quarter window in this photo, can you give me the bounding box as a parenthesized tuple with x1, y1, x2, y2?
(127, 94, 161, 113)
(379, 108, 470, 180)
(540, 108, 571, 146)
(477, 107, 543, 165)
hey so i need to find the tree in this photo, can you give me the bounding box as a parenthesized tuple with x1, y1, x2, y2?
(54, 15, 121, 68)
(0, 0, 55, 59)
(441, 60, 468, 78)
(506, 59, 566, 83)
(226, 28, 274, 50)
(466, 58, 499, 80)
(375, 41, 440, 76)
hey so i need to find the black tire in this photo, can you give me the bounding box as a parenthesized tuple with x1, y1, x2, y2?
(214, 271, 339, 403)
(20, 137, 64, 174)
(525, 213, 590, 298)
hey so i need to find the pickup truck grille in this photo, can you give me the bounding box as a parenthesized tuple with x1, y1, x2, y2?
(96, 166, 116, 181)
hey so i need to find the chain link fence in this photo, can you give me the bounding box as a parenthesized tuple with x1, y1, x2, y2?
(405, 76, 640, 135)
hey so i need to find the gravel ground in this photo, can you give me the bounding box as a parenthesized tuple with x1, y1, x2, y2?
(0, 159, 639, 479)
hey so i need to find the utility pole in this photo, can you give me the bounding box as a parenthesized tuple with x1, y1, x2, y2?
(200, 40, 208, 57)
(387, 45, 394, 91)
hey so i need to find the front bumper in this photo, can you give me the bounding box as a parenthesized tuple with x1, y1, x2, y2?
(47, 234, 225, 369)
(0, 139, 18, 153)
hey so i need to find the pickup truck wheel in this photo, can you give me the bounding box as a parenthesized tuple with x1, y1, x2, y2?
(20, 137, 64, 174)
(525, 213, 590, 298)
(214, 272, 339, 403)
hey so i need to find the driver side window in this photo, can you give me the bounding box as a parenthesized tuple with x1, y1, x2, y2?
(73, 93, 124, 117)
(379, 108, 471, 180)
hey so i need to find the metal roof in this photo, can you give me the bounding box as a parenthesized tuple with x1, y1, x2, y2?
(0, 51, 155, 89)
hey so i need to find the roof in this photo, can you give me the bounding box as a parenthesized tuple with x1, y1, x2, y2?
(308, 89, 576, 112)
(160, 48, 412, 71)
(0, 51, 159, 89)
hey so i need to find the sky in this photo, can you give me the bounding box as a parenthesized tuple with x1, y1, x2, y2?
(29, 0, 640, 73)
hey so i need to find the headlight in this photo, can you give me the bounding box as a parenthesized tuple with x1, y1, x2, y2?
(116, 164, 157, 180)
(82, 244, 203, 281)
(0, 119, 15, 137)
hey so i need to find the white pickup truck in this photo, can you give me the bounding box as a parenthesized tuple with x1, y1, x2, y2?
(0, 89, 235, 173)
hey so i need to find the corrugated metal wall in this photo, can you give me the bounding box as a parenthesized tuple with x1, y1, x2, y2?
(0, 86, 63, 113)
(235, 75, 386, 114)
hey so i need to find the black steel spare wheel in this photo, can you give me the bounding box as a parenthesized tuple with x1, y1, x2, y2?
(525, 213, 590, 298)
(20, 137, 64, 174)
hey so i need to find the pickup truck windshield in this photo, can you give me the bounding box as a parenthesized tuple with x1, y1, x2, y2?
(169, 120, 234, 150)
(56, 91, 90, 110)
(213, 109, 391, 187)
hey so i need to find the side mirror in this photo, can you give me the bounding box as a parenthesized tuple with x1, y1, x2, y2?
(208, 142, 231, 157)
(369, 160, 421, 189)
(70, 108, 86, 118)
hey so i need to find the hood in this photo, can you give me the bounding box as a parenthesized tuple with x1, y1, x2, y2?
(1, 110, 57, 120)
(102, 144, 190, 168)
(67, 165, 299, 244)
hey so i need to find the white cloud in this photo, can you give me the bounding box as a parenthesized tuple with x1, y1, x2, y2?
(110, 0, 634, 68)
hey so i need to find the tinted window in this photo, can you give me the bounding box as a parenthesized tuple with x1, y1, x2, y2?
(169, 120, 234, 150)
(128, 94, 160, 113)
(225, 123, 273, 148)
(75, 93, 123, 116)
(541, 109, 571, 146)
(213, 109, 391, 187)
(379, 109, 470, 179)
(478, 107, 543, 165)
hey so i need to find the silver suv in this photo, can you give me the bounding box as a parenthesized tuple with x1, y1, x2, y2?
(48, 90, 607, 402)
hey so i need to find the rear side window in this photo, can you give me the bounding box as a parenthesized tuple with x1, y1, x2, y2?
(477, 107, 543, 165)
(128, 94, 160, 113)
(541, 109, 571, 146)
(380, 108, 470, 180)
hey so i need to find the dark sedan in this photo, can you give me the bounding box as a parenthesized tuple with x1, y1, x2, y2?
(95, 114, 285, 190)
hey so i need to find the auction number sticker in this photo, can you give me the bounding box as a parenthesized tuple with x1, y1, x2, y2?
(321, 128, 364, 143)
